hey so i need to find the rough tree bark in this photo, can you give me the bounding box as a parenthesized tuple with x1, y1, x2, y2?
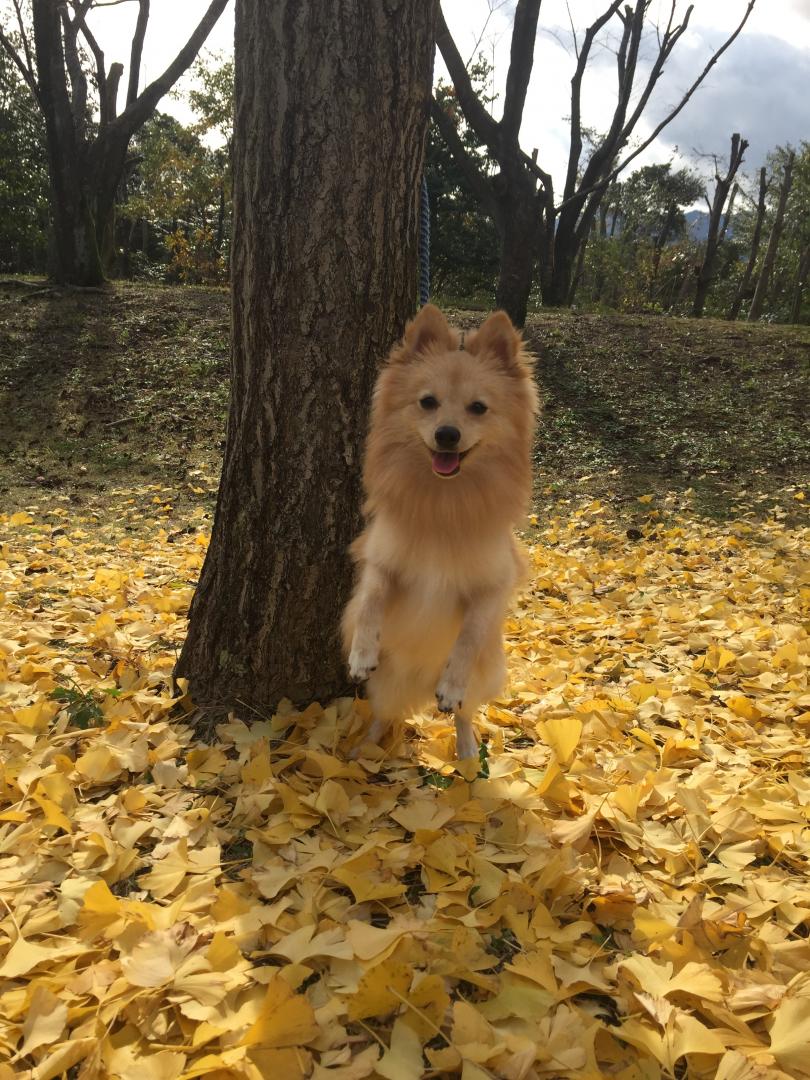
(175, 0, 438, 714)
(727, 166, 768, 320)
(1, 0, 228, 285)
(692, 132, 747, 318)
(749, 151, 795, 322)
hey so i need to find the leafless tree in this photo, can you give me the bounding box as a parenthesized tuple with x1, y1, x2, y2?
(434, 0, 757, 321)
(0, 0, 228, 285)
(749, 150, 795, 322)
(692, 132, 747, 318)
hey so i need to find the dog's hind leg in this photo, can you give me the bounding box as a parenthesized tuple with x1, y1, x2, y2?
(453, 706, 479, 761)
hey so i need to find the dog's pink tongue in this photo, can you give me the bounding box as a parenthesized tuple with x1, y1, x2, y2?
(432, 451, 460, 475)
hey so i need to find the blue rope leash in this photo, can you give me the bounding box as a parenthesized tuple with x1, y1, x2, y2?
(419, 174, 430, 307)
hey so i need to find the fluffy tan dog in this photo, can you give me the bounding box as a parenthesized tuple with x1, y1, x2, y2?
(342, 304, 538, 759)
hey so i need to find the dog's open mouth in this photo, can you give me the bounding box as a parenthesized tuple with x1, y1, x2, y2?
(431, 449, 469, 478)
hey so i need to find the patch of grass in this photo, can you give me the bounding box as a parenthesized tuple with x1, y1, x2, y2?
(1, 284, 808, 525)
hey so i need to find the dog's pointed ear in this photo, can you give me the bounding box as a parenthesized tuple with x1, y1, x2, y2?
(403, 304, 454, 356)
(468, 310, 523, 370)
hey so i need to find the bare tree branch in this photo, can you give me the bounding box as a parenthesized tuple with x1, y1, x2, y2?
(464, 0, 510, 68)
(501, 0, 541, 147)
(616, 4, 693, 149)
(436, 6, 501, 153)
(0, 25, 39, 99)
(106, 59, 123, 122)
(68, 2, 110, 123)
(59, 1, 91, 137)
(555, 0, 757, 214)
(126, 0, 149, 106)
(11, 0, 36, 82)
(565, 0, 579, 60)
(563, 0, 623, 202)
(106, 0, 228, 139)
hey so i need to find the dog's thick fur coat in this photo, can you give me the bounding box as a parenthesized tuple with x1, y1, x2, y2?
(343, 305, 538, 759)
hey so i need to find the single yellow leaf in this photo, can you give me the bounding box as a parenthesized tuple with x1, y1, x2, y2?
(769, 996, 810, 1075)
(17, 986, 67, 1058)
(347, 959, 412, 1021)
(376, 1018, 423, 1080)
(241, 975, 318, 1048)
(537, 715, 582, 764)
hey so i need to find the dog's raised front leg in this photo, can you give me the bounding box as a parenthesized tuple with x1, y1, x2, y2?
(347, 562, 389, 682)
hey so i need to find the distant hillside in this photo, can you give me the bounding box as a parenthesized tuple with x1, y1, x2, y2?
(685, 208, 728, 242)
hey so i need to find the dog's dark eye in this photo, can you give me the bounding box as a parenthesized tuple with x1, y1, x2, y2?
(468, 401, 488, 415)
(419, 395, 439, 410)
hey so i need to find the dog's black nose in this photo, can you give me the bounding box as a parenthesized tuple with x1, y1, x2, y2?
(435, 425, 461, 449)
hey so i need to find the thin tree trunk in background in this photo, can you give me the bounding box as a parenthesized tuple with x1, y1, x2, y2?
(749, 151, 795, 322)
(790, 244, 810, 324)
(176, 0, 438, 714)
(693, 132, 747, 318)
(728, 166, 767, 320)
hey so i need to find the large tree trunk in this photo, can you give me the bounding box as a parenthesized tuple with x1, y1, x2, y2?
(176, 0, 438, 714)
(728, 166, 767, 320)
(749, 152, 795, 322)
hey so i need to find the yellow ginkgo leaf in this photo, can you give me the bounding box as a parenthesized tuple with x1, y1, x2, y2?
(537, 715, 583, 764)
(376, 1018, 424, 1080)
(769, 996, 810, 1076)
(347, 959, 412, 1021)
(17, 985, 68, 1058)
(240, 975, 318, 1048)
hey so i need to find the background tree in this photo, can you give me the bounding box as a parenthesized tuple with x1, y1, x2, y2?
(176, 0, 439, 712)
(749, 149, 795, 321)
(0, 0, 228, 286)
(693, 132, 747, 318)
(727, 166, 768, 320)
(186, 53, 233, 263)
(117, 110, 228, 282)
(581, 163, 702, 310)
(433, 0, 543, 325)
(768, 144, 810, 325)
(434, 0, 757, 319)
(0, 43, 48, 272)
(425, 61, 499, 302)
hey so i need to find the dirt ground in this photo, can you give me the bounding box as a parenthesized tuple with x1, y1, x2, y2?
(2, 281, 808, 529)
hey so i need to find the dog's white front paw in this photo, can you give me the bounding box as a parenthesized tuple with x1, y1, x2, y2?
(435, 669, 465, 714)
(348, 639, 379, 682)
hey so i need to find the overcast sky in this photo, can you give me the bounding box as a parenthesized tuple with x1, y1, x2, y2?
(82, 0, 810, 192)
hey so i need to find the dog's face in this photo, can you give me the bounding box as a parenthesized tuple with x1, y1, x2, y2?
(368, 305, 537, 486)
(410, 347, 515, 479)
